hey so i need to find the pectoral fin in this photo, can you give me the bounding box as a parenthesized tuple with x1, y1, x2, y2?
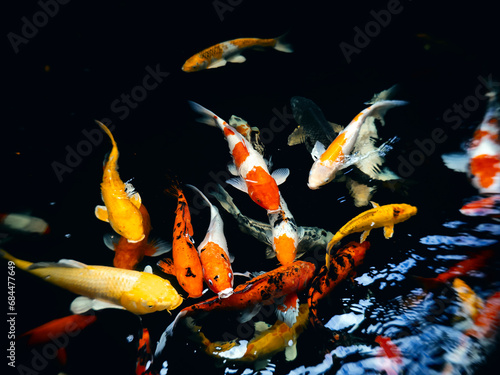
(383, 225, 394, 239)
(70, 296, 125, 314)
(271, 168, 290, 185)
(226, 177, 248, 193)
(129, 192, 142, 209)
(208, 59, 227, 69)
(360, 229, 371, 242)
(157, 258, 175, 275)
(95, 205, 109, 222)
(226, 54, 246, 63)
(285, 342, 298, 361)
(311, 141, 326, 161)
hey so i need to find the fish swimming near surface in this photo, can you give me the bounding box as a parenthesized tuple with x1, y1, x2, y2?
(158, 181, 204, 298)
(326, 202, 417, 267)
(155, 260, 315, 357)
(1, 249, 182, 315)
(186, 184, 235, 298)
(0, 212, 49, 235)
(307, 100, 407, 190)
(442, 90, 500, 195)
(182, 34, 293, 72)
(189, 101, 289, 212)
(94, 121, 145, 243)
(452, 278, 484, 329)
(186, 303, 309, 367)
(103, 204, 172, 270)
(308, 241, 370, 327)
(460, 194, 500, 218)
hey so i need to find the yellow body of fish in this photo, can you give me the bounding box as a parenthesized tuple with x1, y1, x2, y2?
(95, 121, 145, 243)
(190, 304, 309, 363)
(1, 250, 182, 315)
(453, 278, 484, 323)
(326, 202, 417, 266)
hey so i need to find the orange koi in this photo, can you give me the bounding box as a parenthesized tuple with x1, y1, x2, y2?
(136, 328, 153, 375)
(308, 241, 370, 326)
(158, 182, 203, 298)
(182, 35, 292, 72)
(187, 184, 235, 298)
(94, 121, 144, 243)
(189, 101, 290, 212)
(308, 100, 407, 190)
(465, 291, 500, 340)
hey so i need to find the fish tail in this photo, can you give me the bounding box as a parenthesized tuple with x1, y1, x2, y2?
(274, 32, 293, 53)
(209, 184, 241, 217)
(0, 249, 32, 270)
(188, 101, 222, 128)
(164, 176, 183, 198)
(186, 184, 211, 209)
(95, 120, 119, 161)
(365, 100, 408, 125)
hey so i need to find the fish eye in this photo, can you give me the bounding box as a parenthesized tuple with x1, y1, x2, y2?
(228, 272, 233, 280)
(208, 279, 213, 286)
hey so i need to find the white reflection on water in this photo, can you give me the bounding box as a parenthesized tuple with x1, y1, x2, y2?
(420, 233, 497, 247)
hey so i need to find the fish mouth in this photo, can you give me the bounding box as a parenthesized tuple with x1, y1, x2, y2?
(218, 288, 234, 299)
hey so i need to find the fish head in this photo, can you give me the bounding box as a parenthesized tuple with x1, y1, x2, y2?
(274, 234, 298, 266)
(391, 204, 417, 223)
(308, 161, 335, 190)
(182, 55, 208, 72)
(205, 269, 234, 298)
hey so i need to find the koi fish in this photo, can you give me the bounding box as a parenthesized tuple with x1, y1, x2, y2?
(94, 121, 144, 243)
(0, 212, 49, 235)
(210, 183, 333, 260)
(465, 290, 500, 340)
(1, 249, 182, 315)
(136, 328, 153, 375)
(460, 194, 500, 217)
(103, 204, 172, 270)
(415, 249, 494, 290)
(186, 304, 309, 365)
(17, 314, 97, 366)
(229, 115, 265, 155)
(188, 101, 289, 212)
(452, 278, 484, 328)
(182, 34, 293, 72)
(308, 241, 370, 326)
(186, 184, 235, 298)
(158, 182, 204, 298)
(326, 202, 417, 267)
(155, 260, 315, 356)
(442, 90, 500, 194)
(375, 335, 402, 363)
(307, 99, 406, 190)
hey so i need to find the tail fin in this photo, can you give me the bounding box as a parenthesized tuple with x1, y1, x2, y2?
(274, 33, 293, 53)
(188, 101, 225, 128)
(0, 249, 31, 270)
(209, 184, 242, 217)
(365, 100, 408, 124)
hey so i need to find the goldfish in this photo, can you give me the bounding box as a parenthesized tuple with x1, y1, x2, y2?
(325, 202, 417, 267)
(189, 101, 289, 212)
(307, 99, 407, 190)
(158, 181, 204, 298)
(94, 121, 144, 243)
(459, 194, 500, 217)
(186, 304, 309, 365)
(17, 314, 97, 367)
(1, 249, 182, 315)
(187, 184, 235, 298)
(442, 90, 500, 194)
(103, 204, 172, 270)
(155, 260, 315, 356)
(308, 241, 370, 326)
(415, 249, 494, 290)
(0, 212, 49, 235)
(182, 34, 293, 72)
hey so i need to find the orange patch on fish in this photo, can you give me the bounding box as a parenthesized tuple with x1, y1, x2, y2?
(199, 242, 233, 295)
(274, 234, 297, 266)
(232, 142, 250, 168)
(245, 166, 280, 211)
(320, 131, 347, 163)
(470, 154, 500, 188)
(223, 127, 235, 137)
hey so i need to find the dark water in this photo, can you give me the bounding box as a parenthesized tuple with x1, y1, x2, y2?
(3, 0, 500, 374)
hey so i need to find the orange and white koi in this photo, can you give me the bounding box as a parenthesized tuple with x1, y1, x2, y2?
(182, 35, 293, 72)
(229, 114, 265, 155)
(104, 204, 171, 270)
(326, 202, 417, 267)
(189, 101, 289, 212)
(186, 184, 235, 298)
(158, 182, 204, 298)
(442, 90, 500, 194)
(1, 249, 182, 315)
(308, 241, 370, 326)
(460, 194, 500, 217)
(94, 121, 144, 243)
(308, 100, 407, 190)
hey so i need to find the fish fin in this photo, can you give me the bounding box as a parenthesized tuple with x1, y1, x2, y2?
(285, 342, 298, 361)
(129, 192, 142, 209)
(70, 296, 124, 314)
(254, 321, 271, 334)
(311, 141, 326, 161)
(56, 347, 67, 366)
(188, 101, 220, 127)
(95, 205, 109, 222)
(226, 54, 247, 63)
(330, 122, 344, 133)
(227, 162, 238, 176)
(265, 246, 276, 259)
(143, 265, 153, 274)
(276, 293, 299, 327)
(274, 33, 293, 53)
(144, 239, 172, 257)
(234, 271, 252, 278)
(254, 359, 271, 371)
(360, 229, 371, 242)
(442, 152, 469, 173)
(271, 168, 290, 185)
(346, 179, 375, 207)
(366, 100, 408, 124)
(103, 233, 120, 250)
(370, 201, 380, 208)
(157, 258, 175, 275)
(383, 225, 394, 239)
(287, 126, 307, 146)
(154, 310, 188, 357)
(208, 59, 228, 69)
(226, 177, 248, 193)
(238, 303, 262, 323)
(28, 259, 87, 270)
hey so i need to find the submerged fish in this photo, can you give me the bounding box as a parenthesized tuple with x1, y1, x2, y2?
(452, 278, 484, 328)
(182, 34, 293, 72)
(1, 249, 182, 315)
(189, 101, 289, 212)
(460, 194, 500, 217)
(326, 202, 417, 267)
(229, 115, 265, 155)
(308, 241, 370, 326)
(0, 212, 49, 235)
(95, 121, 145, 243)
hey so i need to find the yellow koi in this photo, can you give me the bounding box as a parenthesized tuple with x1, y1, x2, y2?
(453, 278, 484, 325)
(94, 121, 145, 243)
(1, 249, 182, 315)
(326, 202, 417, 267)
